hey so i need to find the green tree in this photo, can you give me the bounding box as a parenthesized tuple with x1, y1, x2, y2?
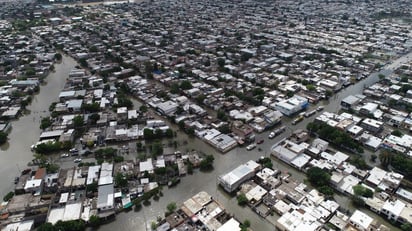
(151, 142, 163, 157)
(151, 221, 158, 230)
(180, 80, 193, 90)
(195, 94, 206, 105)
(0, 131, 8, 145)
(86, 181, 98, 193)
(401, 223, 412, 231)
(349, 156, 369, 170)
(115, 172, 128, 188)
(89, 215, 101, 227)
(166, 202, 177, 215)
(257, 157, 273, 169)
(391, 129, 402, 137)
(82, 102, 99, 112)
(89, 46, 98, 52)
(79, 58, 88, 68)
(307, 167, 330, 187)
(40, 117, 52, 129)
(325, 90, 333, 98)
(237, 193, 248, 206)
(89, 113, 100, 125)
(306, 84, 316, 91)
(54, 53, 62, 61)
(379, 150, 393, 169)
(318, 186, 334, 196)
(116, 96, 133, 109)
(37, 222, 55, 231)
(170, 83, 180, 94)
(241, 53, 253, 62)
(165, 129, 174, 138)
(353, 184, 373, 198)
(72, 115, 84, 128)
(217, 110, 228, 121)
(3, 191, 14, 202)
(199, 155, 215, 171)
(139, 105, 148, 113)
(34, 141, 62, 154)
(240, 219, 251, 231)
(217, 58, 225, 67)
(351, 195, 365, 207)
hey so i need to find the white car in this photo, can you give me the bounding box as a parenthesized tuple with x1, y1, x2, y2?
(246, 143, 256, 151)
(268, 132, 275, 139)
(61, 153, 69, 158)
(74, 158, 82, 163)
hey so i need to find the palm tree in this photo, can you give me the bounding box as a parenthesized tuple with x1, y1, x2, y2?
(379, 150, 393, 169)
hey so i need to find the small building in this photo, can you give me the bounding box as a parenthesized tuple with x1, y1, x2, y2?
(359, 102, 378, 116)
(341, 95, 361, 109)
(98, 162, 113, 186)
(66, 99, 83, 112)
(273, 95, 308, 116)
(3, 220, 34, 231)
(348, 210, 374, 231)
(218, 160, 260, 193)
(39, 130, 64, 141)
(156, 101, 178, 116)
(216, 218, 241, 231)
(59, 90, 76, 101)
(2, 106, 20, 119)
(276, 209, 322, 231)
(24, 178, 42, 195)
(381, 199, 405, 221)
(360, 118, 383, 133)
(319, 79, 341, 92)
(97, 183, 114, 213)
(87, 165, 101, 185)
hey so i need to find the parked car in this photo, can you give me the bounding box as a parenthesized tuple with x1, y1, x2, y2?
(256, 139, 264, 144)
(61, 153, 69, 158)
(292, 115, 304, 125)
(274, 126, 286, 135)
(21, 168, 31, 175)
(268, 132, 275, 139)
(304, 110, 317, 118)
(246, 143, 256, 151)
(74, 158, 82, 163)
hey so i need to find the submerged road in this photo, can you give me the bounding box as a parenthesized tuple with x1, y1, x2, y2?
(0, 50, 411, 230)
(101, 51, 412, 231)
(0, 55, 77, 197)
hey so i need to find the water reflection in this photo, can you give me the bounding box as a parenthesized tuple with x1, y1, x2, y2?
(0, 54, 77, 197)
(0, 141, 9, 151)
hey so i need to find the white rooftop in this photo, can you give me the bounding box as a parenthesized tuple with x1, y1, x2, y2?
(140, 158, 154, 173)
(217, 218, 240, 231)
(350, 210, 373, 230)
(382, 199, 405, 217)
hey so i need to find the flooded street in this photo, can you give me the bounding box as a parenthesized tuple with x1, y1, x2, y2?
(101, 51, 412, 231)
(0, 55, 77, 198)
(0, 50, 410, 231)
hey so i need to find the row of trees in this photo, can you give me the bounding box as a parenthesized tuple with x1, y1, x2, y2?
(37, 220, 85, 231)
(0, 131, 7, 145)
(380, 150, 412, 181)
(143, 128, 174, 140)
(307, 122, 363, 153)
(34, 141, 71, 155)
(307, 167, 334, 196)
